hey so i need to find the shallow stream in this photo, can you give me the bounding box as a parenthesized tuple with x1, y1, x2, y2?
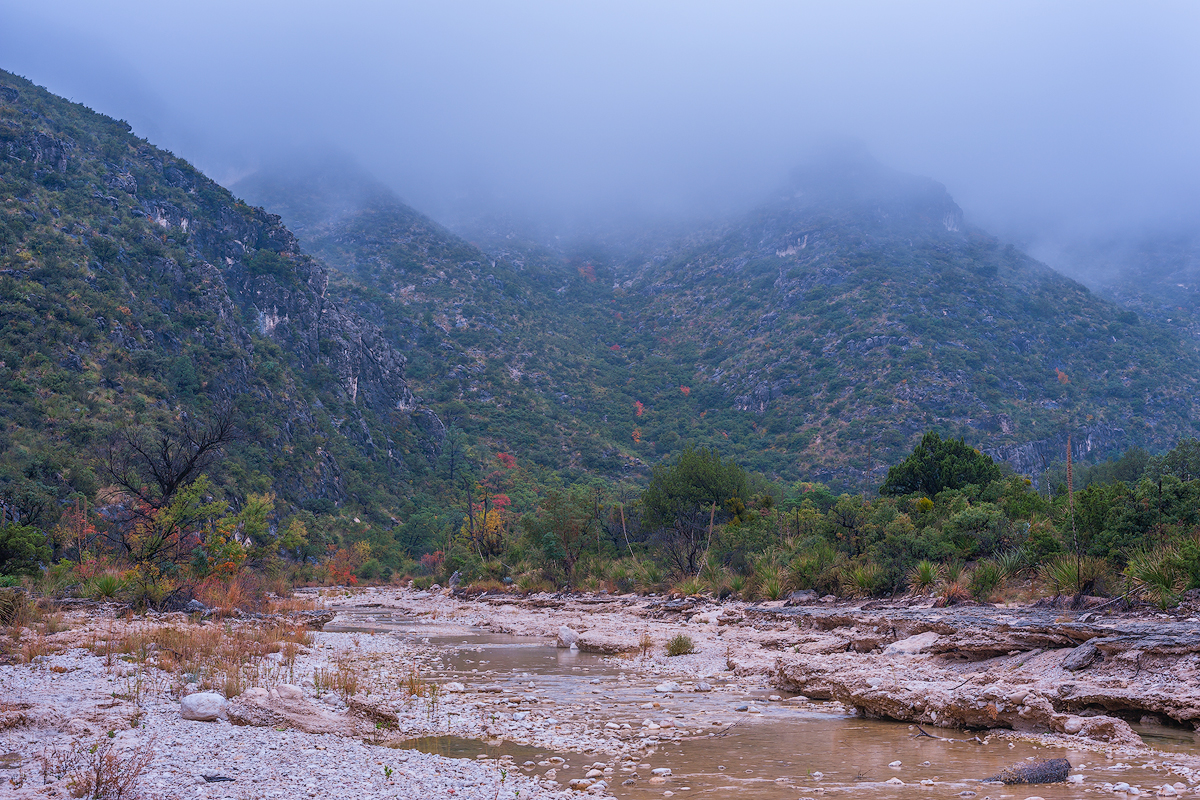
(329, 608, 1194, 798)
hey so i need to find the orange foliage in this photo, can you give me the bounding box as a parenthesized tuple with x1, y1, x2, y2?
(679, 386, 690, 396)
(634, 400, 645, 417)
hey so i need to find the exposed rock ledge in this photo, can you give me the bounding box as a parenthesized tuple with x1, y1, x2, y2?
(768, 604, 1200, 746)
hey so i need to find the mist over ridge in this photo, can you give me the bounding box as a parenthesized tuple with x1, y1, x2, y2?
(1, 1, 1197, 275)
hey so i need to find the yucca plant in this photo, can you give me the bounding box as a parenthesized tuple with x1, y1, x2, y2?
(968, 560, 1004, 602)
(610, 564, 634, 594)
(85, 573, 125, 601)
(673, 577, 704, 597)
(994, 548, 1028, 581)
(636, 562, 664, 594)
(727, 573, 747, 597)
(906, 560, 941, 594)
(1124, 545, 1184, 610)
(759, 570, 785, 601)
(942, 559, 965, 585)
(842, 562, 881, 598)
(699, 556, 722, 588)
(1038, 554, 1110, 598)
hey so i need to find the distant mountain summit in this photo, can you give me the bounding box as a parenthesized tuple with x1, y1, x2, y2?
(784, 146, 964, 233)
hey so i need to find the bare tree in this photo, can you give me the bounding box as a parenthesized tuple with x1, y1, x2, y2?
(101, 406, 239, 512)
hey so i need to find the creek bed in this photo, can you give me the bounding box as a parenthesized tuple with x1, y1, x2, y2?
(330, 607, 1190, 799)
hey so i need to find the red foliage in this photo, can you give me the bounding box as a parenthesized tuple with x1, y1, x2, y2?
(496, 452, 517, 469)
(577, 264, 597, 282)
(679, 386, 691, 396)
(634, 400, 645, 417)
(419, 550, 444, 575)
(609, 344, 621, 351)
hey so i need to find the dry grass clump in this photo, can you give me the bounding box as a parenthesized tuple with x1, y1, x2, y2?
(87, 617, 311, 698)
(66, 739, 154, 799)
(314, 650, 364, 700)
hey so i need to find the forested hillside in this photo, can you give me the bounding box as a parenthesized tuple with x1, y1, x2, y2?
(0, 68, 442, 544)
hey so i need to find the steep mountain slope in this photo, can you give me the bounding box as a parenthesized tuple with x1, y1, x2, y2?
(0, 70, 440, 527)
(233, 163, 641, 477)
(1053, 230, 1200, 351)
(238, 153, 1200, 492)
(602, 154, 1200, 485)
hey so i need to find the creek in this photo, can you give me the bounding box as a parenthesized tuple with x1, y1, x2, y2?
(328, 608, 1191, 799)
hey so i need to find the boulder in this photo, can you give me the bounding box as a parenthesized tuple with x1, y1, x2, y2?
(883, 631, 940, 655)
(180, 692, 227, 722)
(1062, 642, 1101, 671)
(984, 758, 1070, 784)
(556, 626, 579, 649)
(655, 681, 682, 693)
(226, 689, 351, 734)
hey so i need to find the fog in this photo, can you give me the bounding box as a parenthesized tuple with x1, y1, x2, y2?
(3, 1, 1199, 271)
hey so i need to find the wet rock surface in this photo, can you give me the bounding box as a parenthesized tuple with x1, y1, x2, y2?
(985, 757, 1071, 784)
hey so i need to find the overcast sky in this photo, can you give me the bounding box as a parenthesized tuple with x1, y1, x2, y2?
(3, 1, 1198, 257)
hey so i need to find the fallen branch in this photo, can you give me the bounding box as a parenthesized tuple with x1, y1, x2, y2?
(913, 725, 983, 744)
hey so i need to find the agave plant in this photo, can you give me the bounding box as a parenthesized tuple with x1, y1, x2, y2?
(906, 560, 941, 595)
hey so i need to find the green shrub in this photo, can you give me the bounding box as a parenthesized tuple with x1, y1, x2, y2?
(968, 560, 1004, 602)
(0, 523, 51, 576)
(665, 633, 697, 657)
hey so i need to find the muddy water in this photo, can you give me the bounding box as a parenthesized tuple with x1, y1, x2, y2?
(331, 609, 1190, 798)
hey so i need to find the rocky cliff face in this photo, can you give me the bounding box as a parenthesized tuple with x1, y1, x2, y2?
(0, 69, 440, 515)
